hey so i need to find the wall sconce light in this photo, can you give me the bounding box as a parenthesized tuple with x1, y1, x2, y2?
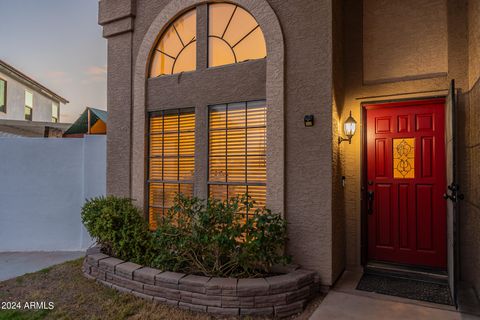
(304, 115, 314, 127)
(338, 111, 357, 144)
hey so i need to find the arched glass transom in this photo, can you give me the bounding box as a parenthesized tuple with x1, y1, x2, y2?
(149, 4, 267, 78)
(150, 9, 197, 77)
(208, 3, 266, 67)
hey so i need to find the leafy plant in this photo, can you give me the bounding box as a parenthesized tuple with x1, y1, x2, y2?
(152, 194, 291, 277)
(81, 196, 156, 265)
(81, 194, 291, 278)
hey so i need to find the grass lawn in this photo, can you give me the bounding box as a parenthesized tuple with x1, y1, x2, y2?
(0, 259, 324, 320)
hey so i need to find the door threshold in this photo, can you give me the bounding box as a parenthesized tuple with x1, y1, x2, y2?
(365, 261, 448, 284)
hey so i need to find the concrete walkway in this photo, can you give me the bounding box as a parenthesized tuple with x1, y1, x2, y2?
(0, 251, 85, 281)
(310, 270, 479, 320)
(310, 291, 475, 320)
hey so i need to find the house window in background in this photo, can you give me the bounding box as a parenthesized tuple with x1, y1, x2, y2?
(52, 102, 59, 123)
(0, 78, 6, 113)
(148, 108, 196, 230)
(208, 101, 267, 219)
(24, 90, 33, 121)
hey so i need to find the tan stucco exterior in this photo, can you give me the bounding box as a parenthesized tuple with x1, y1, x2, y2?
(461, 0, 480, 298)
(363, 0, 448, 83)
(100, 0, 338, 286)
(100, 0, 480, 299)
(341, 0, 470, 269)
(340, 0, 479, 301)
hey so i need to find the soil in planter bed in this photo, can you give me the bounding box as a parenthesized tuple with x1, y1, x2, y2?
(100, 249, 285, 279)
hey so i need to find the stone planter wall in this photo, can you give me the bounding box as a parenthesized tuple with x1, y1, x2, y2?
(82, 251, 318, 318)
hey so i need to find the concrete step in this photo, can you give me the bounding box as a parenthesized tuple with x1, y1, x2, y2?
(365, 262, 448, 284)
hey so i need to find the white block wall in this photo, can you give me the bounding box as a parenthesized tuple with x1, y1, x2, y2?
(0, 135, 106, 251)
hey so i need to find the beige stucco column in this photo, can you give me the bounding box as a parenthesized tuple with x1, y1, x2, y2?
(99, 0, 136, 198)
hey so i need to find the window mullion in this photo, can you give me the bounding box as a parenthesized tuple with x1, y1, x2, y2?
(177, 110, 180, 183)
(245, 104, 248, 187)
(194, 105, 208, 199)
(225, 105, 229, 197)
(196, 4, 208, 71)
(161, 111, 165, 215)
(245, 105, 249, 220)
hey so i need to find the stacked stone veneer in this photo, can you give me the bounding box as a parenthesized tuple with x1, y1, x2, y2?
(83, 252, 318, 318)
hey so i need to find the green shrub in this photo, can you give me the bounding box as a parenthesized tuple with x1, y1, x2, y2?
(81, 196, 155, 265)
(81, 194, 291, 278)
(152, 194, 291, 277)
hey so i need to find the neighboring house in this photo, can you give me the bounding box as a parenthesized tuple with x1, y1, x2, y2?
(63, 107, 107, 138)
(98, 0, 480, 309)
(0, 59, 68, 123)
(0, 119, 70, 138)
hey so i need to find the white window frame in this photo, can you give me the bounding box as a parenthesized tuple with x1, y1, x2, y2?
(52, 101, 59, 123)
(24, 90, 33, 121)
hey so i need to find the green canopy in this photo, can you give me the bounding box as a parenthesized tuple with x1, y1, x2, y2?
(64, 108, 107, 135)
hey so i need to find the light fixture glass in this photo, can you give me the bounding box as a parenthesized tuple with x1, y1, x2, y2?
(339, 111, 357, 144)
(344, 111, 357, 137)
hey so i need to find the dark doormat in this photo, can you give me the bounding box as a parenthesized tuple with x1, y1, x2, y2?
(356, 273, 454, 306)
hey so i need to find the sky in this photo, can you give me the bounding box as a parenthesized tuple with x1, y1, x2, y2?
(0, 0, 106, 123)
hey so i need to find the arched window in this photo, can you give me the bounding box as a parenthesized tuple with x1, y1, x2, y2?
(208, 3, 267, 67)
(150, 9, 197, 77)
(149, 3, 267, 78)
(147, 3, 269, 229)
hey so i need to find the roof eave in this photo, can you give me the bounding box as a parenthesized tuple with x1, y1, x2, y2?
(0, 59, 69, 104)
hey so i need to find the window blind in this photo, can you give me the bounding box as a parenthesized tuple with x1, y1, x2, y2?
(208, 100, 267, 219)
(148, 108, 195, 230)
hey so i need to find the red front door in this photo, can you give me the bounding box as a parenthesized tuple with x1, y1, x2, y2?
(366, 98, 447, 269)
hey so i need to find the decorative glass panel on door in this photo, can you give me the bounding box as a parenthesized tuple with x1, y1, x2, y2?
(393, 138, 415, 179)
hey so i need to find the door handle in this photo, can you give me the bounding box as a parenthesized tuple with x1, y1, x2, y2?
(443, 183, 464, 202)
(367, 190, 374, 215)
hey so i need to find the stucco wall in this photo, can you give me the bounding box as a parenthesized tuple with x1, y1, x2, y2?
(269, 0, 335, 285)
(106, 32, 133, 198)
(341, 0, 469, 267)
(459, 0, 480, 298)
(331, 99, 345, 283)
(468, 0, 480, 87)
(331, 0, 346, 283)
(363, 0, 448, 83)
(100, 0, 338, 285)
(0, 136, 106, 251)
(0, 71, 63, 122)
